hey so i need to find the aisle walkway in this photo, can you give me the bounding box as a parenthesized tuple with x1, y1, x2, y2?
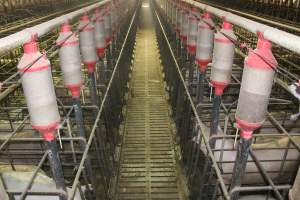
(115, 2, 185, 200)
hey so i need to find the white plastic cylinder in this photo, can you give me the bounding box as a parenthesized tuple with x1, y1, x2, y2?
(175, 3, 182, 36)
(104, 5, 112, 46)
(236, 36, 278, 130)
(78, 14, 98, 73)
(93, 8, 106, 58)
(210, 21, 236, 95)
(187, 7, 198, 55)
(18, 35, 60, 141)
(196, 12, 215, 72)
(180, 6, 189, 44)
(166, 0, 170, 21)
(56, 22, 83, 98)
(171, 1, 177, 29)
(110, 1, 117, 38)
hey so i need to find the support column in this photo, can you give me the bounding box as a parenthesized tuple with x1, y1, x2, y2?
(45, 140, 67, 200)
(230, 133, 252, 200)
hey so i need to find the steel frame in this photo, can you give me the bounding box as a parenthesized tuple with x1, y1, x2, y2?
(0, 1, 138, 199)
(154, 0, 300, 199)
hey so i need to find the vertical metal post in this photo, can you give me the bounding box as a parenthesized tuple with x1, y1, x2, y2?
(73, 97, 100, 200)
(98, 59, 107, 86)
(73, 98, 86, 139)
(87, 71, 112, 193)
(196, 71, 205, 104)
(106, 44, 113, 70)
(209, 94, 222, 147)
(111, 39, 116, 67)
(45, 140, 67, 200)
(230, 136, 252, 200)
(88, 73, 99, 106)
(181, 41, 187, 76)
(176, 36, 181, 58)
(188, 55, 195, 92)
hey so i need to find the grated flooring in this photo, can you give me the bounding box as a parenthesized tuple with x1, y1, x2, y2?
(115, 2, 185, 200)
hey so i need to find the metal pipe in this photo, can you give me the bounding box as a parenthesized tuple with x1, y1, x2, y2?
(88, 73, 99, 106)
(19, 151, 48, 200)
(209, 94, 221, 146)
(45, 140, 67, 200)
(249, 149, 284, 200)
(196, 71, 205, 103)
(182, 0, 300, 54)
(88, 71, 111, 196)
(188, 55, 195, 92)
(153, 6, 230, 199)
(204, 133, 300, 185)
(73, 97, 99, 200)
(68, 4, 138, 199)
(230, 185, 291, 194)
(230, 137, 252, 200)
(0, 115, 29, 151)
(73, 98, 86, 139)
(0, 1, 98, 36)
(198, 0, 300, 33)
(0, 0, 111, 55)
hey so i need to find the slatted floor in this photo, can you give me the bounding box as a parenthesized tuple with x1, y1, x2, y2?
(115, 2, 184, 200)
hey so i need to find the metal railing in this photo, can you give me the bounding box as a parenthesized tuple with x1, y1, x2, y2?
(153, 0, 300, 199)
(0, 1, 138, 199)
(153, 1, 230, 199)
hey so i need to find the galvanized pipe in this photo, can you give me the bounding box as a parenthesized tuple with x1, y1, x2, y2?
(45, 140, 67, 200)
(209, 94, 221, 143)
(68, 4, 138, 199)
(0, 0, 111, 55)
(182, 0, 300, 54)
(73, 97, 100, 200)
(73, 98, 86, 139)
(153, 5, 230, 198)
(249, 149, 285, 200)
(230, 137, 252, 200)
(196, 71, 205, 103)
(157, 2, 299, 197)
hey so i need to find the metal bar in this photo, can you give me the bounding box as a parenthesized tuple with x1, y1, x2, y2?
(19, 151, 49, 200)
(188, 55, 195, 92)
(73, 97, 86, 139)
(153, 5, 230, 199)
(182, 0, 300, 54)
(230, 137, 252, 200)
(198, 0, 300, 33)
(267, 112, 300, 151)
(0, 115, 29, 151)
(249, 149, 284, 200)
(210, 94, 222, 145)
(230, 185, 291, 193)
(0, 0, 111, 55)
(72, 97, 99, 200)
(0, 1, 99, 36)
(196, 71, 205, 104)
(88, 73, 99, 106)
(68, 5, 138, 199)
(43, 140, 67, 200)
(88, 70, 112, 188)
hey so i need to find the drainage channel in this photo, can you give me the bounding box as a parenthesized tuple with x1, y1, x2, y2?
(114, 1, 186, 200)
